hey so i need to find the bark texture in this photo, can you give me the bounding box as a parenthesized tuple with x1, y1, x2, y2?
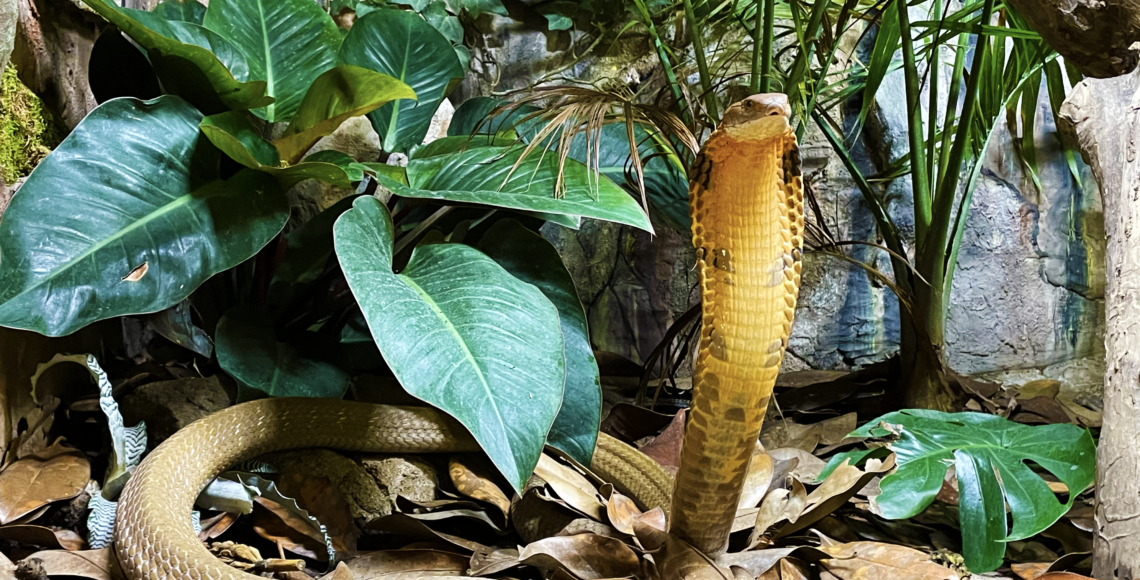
(1003, 0, 1140, 77)
(1059, 67, 1140, 579)
(11, 0, 102, 130)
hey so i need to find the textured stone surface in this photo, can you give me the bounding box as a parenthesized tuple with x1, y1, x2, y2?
(258, 449, 389, 521)
(119, 376, 230, 449)
(358, 454, 440, 506)
(460, 8, 1106, 395)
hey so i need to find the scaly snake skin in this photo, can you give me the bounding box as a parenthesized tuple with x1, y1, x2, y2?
(671, 94, 803, 555)
(113, 94, 800, 577)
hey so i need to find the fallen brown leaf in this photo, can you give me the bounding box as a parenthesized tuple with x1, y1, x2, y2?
(634, 518, 732, 579)
(365, 513, 487, 553)
(767, 448, 827, 482)
(818, 541, 957, 580)
(1036, 573, 1096, 580)
(605, 491, 643, 535)
(0, 524, 85, 550)
(0, 440, 90, 524)
(273, 473, 359, 554)
(343, 549, 468, 578)
(776, 455, 896, 539)
(448, 456, 511, 519)
(533, 453, 605, 521)
(519, 533, 640, 579)
(469, 547, 521, 576)
(717, 546, 829, 577)
(18, 548, 123, 580)
(1012, 562, 1053, 580)
(738, 444, 774, 511)
(251, 498, 328, 560)
(198, 511, 239, 541)
(317, 561, 353, 579)
(638, 409, 686, 468)
(749, 478, 807, 547)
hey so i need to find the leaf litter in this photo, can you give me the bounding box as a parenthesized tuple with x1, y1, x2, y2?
(1, 350, 1101, 579)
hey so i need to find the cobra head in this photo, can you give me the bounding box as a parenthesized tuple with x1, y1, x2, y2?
(720, 93, 792, 141)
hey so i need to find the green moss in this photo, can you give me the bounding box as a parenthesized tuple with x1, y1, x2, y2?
(0, 64, 62, 184)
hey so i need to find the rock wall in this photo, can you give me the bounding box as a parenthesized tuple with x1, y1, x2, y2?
(458, 4, 1107, 395)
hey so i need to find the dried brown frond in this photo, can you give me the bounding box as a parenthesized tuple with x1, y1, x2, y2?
(481, 84, 698, 215)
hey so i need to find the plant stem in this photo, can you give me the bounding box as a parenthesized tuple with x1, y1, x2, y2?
(750, 0, 775, 93)
(683, 0, 719, 120)
(631, 0, 693, 128)
(897, 0, 931, 249)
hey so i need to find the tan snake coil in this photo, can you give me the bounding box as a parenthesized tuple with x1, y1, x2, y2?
(114, 94, 800, 577)
(113, 398, 672, 580)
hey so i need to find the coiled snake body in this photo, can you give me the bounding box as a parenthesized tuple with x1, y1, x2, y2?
(113, 95, 801, 577)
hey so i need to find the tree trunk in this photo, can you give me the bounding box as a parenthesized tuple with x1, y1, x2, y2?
(1058, 67, 1140, 580)
(1003, 0, 1140, 78)
(11, 0, 102, 130)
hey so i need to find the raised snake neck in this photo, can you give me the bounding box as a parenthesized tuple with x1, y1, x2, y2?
(113, 398, 673, 580)
(671, 94, 804, 555)
(113, 95, 802, 578)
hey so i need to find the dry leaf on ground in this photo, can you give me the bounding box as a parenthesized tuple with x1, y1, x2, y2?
(343, 549, 468, 579)
(365, 513, 488, 553)
(198, 511, 238, 540)
(767, 448, 827, 482)
(518, 533, 641, 579)
(533, 454, 605, 521)
(635, 518, 733, 580)
(0, 524, 85, 550)
(0, 440, 90, 524)
(738, 444, 774, 510)
(638, 409, 686, 468)
(251, 497, 328, 560)
(18, 548, 123, 580)
(448, 455, 510, 518)
(1012, 562, 1054, 579)
(775, 455, 896, 540)
(717, 546, 829, 577)
(605, 491, 666, 536)
(318, 561, 354, 579)
(273, 473, 359, 554)
(749, 479, 807, 547)
(818, 541, 957, 580)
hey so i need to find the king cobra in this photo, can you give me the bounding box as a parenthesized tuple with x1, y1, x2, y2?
(112, 94, 801, 578)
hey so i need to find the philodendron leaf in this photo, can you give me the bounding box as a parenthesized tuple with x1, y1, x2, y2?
(477, 219, 599, 465)
(0, 96, 288, 336)
(152, 0, 206, 24)
(274, 64, 416, 164)
(78, 0, 271, 112)
(374, 143, 653, 232)
(200, 110, 356, 189)
(203, 0, 342, 122)
(334, 196, 565, 491)
(216, 308, 352, 402)
(338, 9, 464, 153)
(853, 410, 1096, 573)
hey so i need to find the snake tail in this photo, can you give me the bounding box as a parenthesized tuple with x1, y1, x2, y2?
(670, 94, 804, 555)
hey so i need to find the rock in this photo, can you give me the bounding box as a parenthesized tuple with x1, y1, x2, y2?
(119, 376, 230, 448)
(358, 454, 440, 506)
(257, 449, 389, 521)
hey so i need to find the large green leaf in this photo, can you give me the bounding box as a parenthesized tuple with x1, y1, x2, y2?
(334, 196, 565, 491)
(477, 219, 599, 465)
(0, 96, 288, 336)
(200, 110, 356, 189)
(375, 144, 653, 232)
(450, 97, 688, 229)
(853, 410, 1096, 572)
(203, 0, 342, 122)
(152, 0, 206, 24)
(79, 0, 271, 112)
(274, 64, 416, 164)
(338, 9, 464, 153)
(216, 308, 351, 401)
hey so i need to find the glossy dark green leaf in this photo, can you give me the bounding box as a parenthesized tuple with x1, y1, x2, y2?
(216, 308, 351, 401)
(268, 194, 359, 306)
(334, 196, 565, 491)
(375, 144, 652, 232)
(200, 111, 354, 189)
(203, 0, 342, 122)
(954, 449, 1006, 572)
(305, 150, 365, 182)
(338, 9, 464, 153)
(421, 2, 463, 44)
(444, 0, 507, 16)
(274, 64, 416, 164)
(853, 409, 1096, 572)
(0, 97, 288, 336)
(477, 219, 599, 465)
(448, 96, 540, 138)
(79, 0, 271, 112)
(152, 0, 206, 24)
